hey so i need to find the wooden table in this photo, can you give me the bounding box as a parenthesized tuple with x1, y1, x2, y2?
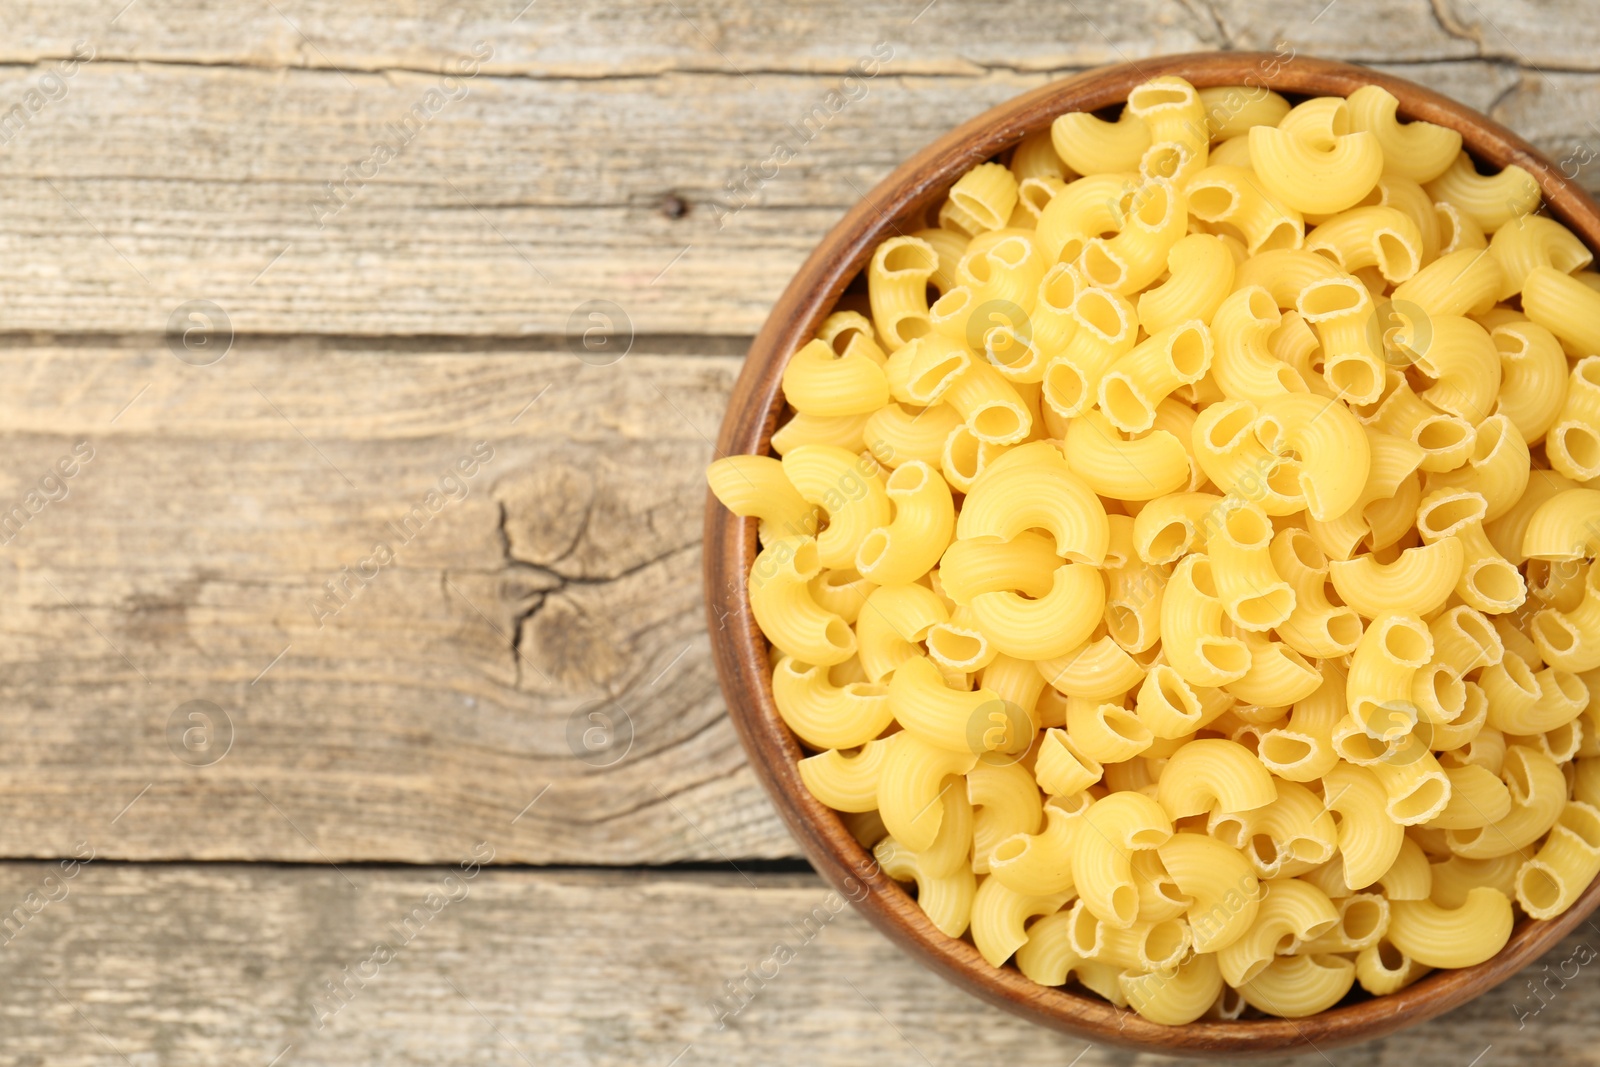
(2, 1, 1598, 1063)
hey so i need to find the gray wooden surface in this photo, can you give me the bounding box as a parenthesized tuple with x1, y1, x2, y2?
(2, 0, 1599, 1063)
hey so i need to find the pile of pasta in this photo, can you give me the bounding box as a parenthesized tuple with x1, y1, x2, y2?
(708, 74, 1600, 1023)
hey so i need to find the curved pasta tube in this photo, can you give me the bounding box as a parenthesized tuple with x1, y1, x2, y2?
(1346, 84, 1462, 183)
(1122, 952, 1224, 1026)
(1210, 779, 1337, 880)
(916, 773, 976, 878)
(1090, 914, 1192, 973)
(1490, 215, 1592, 299)
(1103, 517, 1168, 652)
(1445, 744, 1566, 859)
(856, 583, 947, 682)
(749, 536, 857, 665)
(1063, 410, 1190, 500)
(912, 226, 969, 295)
(1188, 164, 1305, 255)
(1035, 174, 1139, 266)
(1161, 555, 1252, 687)
(1132, 490, 1223, 564)
(868, 236, 939, 350)
(1491, 319, 1568, 444)
(1033, 727, 1103, 796)
(1392, 248, 1504, 319)
(874, 836, 977, 938)
(1548, 357, 1600, 482)
(1138, 234, 1235, 334)
(1424, 414, 1530, 524)
(1011, 128, 1068, 183)
(1014, 909, 1093, 987)
(1052, 108, 1151, 176)
(1039, 636, 1145, 702)
(781, 445, 891, 570)
(969, 761, 1044, 873)
(1372, 838, 1431, 902)
(1218, 878, 1339, 986)
(1135, 664, 1209, 739)
(1521, 488, 1600, 561)
(1248, 97, 1384, 215)
(968, 562, 1105, 659)
(1098, 320, 1213, 434)
(1199, 85, 1292, 139)
(1409, 315, 1501, 422)
(1305, 282, 1386, 405)
(1530, 565, 1600, 672)
(1364, 374, 1477, 475)
(1255, 392, 1371, 521)
(1345, 612, 1433, 738)
(924, 606, 996, 674)
(1415, 488, 1526, 614)
(854, 461, 954, 586)
(1387, 887, 1513, 968)
(1191, 401, 1305, 515)
(1065, 697, 1153, 764)
(781, 337, 891, 417)
(1238, 953, 1356, 1019)
(970, 876, 1071, 967)
(1077, 177, 1188, 295)
(955, 441, 1110, 563)
(876, 731, 979, 851)
(888, 654, 1006, 756)
(1370, 748, 1451, 825)
(707, 454, 819, 545)
(1158, 832, 1260, 953)
(1304, 205, 1423, 284)
(1157, 738, 1278, 820)
(896, 334, 973, 406)
(1373, 174, 1442, 262)
(937, 530, 1058, 606)
(1226, 629, 1325, 707)
(1322, 763, 1405, 888)
(1075, 791, 1173, 928)
(1355, 939, 1432, 996)
(771, 410, 871, 456)
(989, 800, 1084, 896)
(1234, 248, 1343, 310)
(862, 403, 963, 472)
(1210, 285, 1305, 403)
(1515, 800, 1600, 920)
(1329, 539, 1463, 619)
(1041, 285, 1139, 417)
(1271, 528, 1364, 658)
(1258, 670, 1345, 782)
(772, 657, 892, 750)
(948, 162, 1018, 234)
(797, 738, 893, 812)
(1207, 498, 1294, 632)
(1425, 151, 1540, 233)
(1428, 762, 1513, 830)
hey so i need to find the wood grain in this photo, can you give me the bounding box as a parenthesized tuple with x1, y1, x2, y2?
(708, 51, 1600, 1054)
(0, 337, 806, 864)
(0, 862, 1594, 1067)
(0, 11, 1586, 336)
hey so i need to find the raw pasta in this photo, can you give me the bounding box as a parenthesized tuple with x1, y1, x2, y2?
(709, 75, 1600, 1025)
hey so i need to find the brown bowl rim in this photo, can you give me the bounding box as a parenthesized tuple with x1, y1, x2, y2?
(703, 50, 1600, 1056)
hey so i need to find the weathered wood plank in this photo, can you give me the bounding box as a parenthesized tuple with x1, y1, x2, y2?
(0, 862, 1594, 1066)
(0, 338, 808, 863)
(0, 34, 1584, 337)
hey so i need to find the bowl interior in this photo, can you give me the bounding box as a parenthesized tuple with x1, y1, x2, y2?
(704, 50, 1600, 1057)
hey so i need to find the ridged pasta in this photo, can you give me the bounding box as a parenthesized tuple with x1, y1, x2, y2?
(709, 72, 1600, 1029)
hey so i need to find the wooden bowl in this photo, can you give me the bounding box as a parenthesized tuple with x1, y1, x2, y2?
(703, 51, 1600, 1056)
